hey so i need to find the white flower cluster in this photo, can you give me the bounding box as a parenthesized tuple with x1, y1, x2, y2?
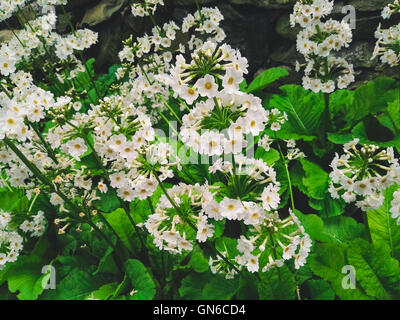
(390, 190, 400, 225)
(0, 71, 54, 141)
(291, 0, 355, 92)
(179, 91, 266, 156)
(381, 0, 400, 19)
(145, 183, 213, 254)
(117, 6, 226, 121)
(372, 23, 400, 67)
(131, 0, 164, 17)
(0, 209, 46, 270)
(0, 0, 28, 22)
(0, 10, 97, 78)
(290, 0, 333, 27)
(235, 210, 312, 273)
(329, 139, 400, 211)
(169, 41, 248, 103)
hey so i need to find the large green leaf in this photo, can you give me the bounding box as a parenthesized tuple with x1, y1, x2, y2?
(189, 245, 209, 273)
(203, 274, 239, 300)
(300, 159, 328, 200)
(258, 265, 296, 300)
(246, 67, 289, 93)
(347, 239, 400, 300)
(179, 272, 210, 300)
(105, 208, 141, 253)
(305, 279, 335, 300)
(309, 243, 371, 300)
(42, 268, 102, 300)
(322, 216, 366, 244)
(7, 260, 49, 300)
(124, 259, 156, 300)
(269, 84, 324, 136)
(347, 77, 399, 123)
(367, 185, 400, 260)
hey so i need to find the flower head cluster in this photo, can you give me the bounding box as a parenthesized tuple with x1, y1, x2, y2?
(372, 23, 400, 67)
(117, 5, 226, 121)
(291, 0, 355, 92)
(0, 0, 28, 22)
(179, 91, 267, 156)
(0, 10, 97, 78)
(0, 209, 46, 270)
(290, 0, 334, 27)
(235, 210, 311, 273)
(169, 41, 248, 103)
(390, 189, 400, 225)
(145, 183, 214, 254)
(329, 139, 400, 211)
(381, 0, 400, 19)
(131, 0, 164, 17)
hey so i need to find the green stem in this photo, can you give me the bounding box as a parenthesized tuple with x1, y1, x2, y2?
(158, 94, 182, 125)
(277, 142, 295, 212)
(30, 122, 59, 164)
(362, 211, 372, 243)
(0, 83, 12, 99)
(122, 201, 148, 257)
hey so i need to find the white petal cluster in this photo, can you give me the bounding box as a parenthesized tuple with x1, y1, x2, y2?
(131, 0, 165, 17)
(390, 190, 400, 225)
(234, 210, 311, 273)
(0, 209, 46, 270)
(145, 183, 211, 254)
(329, 139, 400, 211)
(372, 23, 400, 67)
(380, 0, 400, 19)
(291, 0, 355, 92)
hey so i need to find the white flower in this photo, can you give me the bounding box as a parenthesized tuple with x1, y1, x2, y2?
(261, 185, 280, 211)
(196, 223, 214, 242)
(220, 197, 243, 220)
(65, 138, 87, 160)
(194, 75, 218, 98)
(245, 254, 259, 273)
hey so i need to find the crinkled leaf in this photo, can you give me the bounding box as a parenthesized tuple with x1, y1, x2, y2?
(124, 259, 156, 300)
(347, 239, 400, 300)
(246, 67, 289, 93)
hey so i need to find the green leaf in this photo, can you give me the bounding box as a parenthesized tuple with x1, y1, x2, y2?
(309, 197, 346, 218)
(93, 246, 118, 276)
(347, 239, 400, 300)
(306, 279, 335, 300)
(309, 243, 371, 300)
(387, 95, 400, 132)
(0, 189, 29, 213)
(189, 245, 209, 273)
(7, 261, 48, 300)
(93, 189, 121, 213)
(246, 67, 289, 93)
(179, 272, 209, 300)
(105, 208, 140, 253)
(300, 159, 328, 200)
(124, 259, 156, 300)
(91, 283, 119, 300)
(348, 77, 399, 123)
(322, 216, 366, 244)
(258, 265, 296, 300)
(203, 274, 239, 300)
(367, 185, 400, 260)
(255, 147, 280, 165)
(294, 210, 326, 242)
(236, 273, 259, 300)
(42, 268, 102, 300)
(270, 84, 324, 136)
